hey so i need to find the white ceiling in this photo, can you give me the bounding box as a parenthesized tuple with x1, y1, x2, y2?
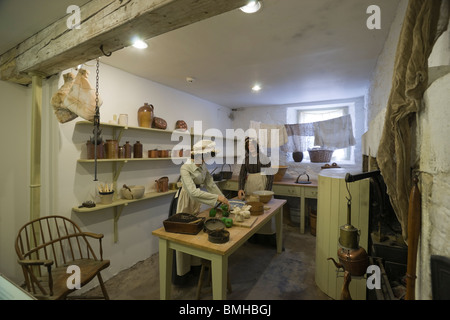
(0, 0, 401, 109)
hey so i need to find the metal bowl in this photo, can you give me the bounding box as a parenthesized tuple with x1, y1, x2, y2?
(204, 218, 226, 234)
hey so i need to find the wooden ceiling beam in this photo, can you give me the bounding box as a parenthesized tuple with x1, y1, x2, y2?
(0, 0, 248, 85)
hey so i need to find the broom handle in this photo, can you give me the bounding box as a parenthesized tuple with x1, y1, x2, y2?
(405, 176, 421, 300)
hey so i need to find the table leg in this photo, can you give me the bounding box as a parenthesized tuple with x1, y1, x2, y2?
(158, 238, 173, 300)
(300, 196, 306, 234)
(275, 206, 283, 253)
(211, 255, 228, 300)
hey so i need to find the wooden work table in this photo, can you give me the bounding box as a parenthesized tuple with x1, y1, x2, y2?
(218, 176, 318, 233)
(152, 198, 286, 300)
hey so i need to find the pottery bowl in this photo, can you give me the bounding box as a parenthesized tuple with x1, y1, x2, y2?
(121, 185, 145, 200)
(252, 190, 274, 203)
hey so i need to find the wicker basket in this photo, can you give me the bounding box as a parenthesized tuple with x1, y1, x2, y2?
(308, 149, 334, 163)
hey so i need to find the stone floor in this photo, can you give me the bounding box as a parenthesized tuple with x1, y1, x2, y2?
(82, 218, 332, 300)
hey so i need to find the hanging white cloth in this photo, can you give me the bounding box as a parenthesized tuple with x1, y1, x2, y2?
(281, 122, 315, 152)
(313, 114, 356, 149)
(249, 121, 288, 149)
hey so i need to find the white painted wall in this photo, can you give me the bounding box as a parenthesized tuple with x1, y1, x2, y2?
(363, 0, 450, 299)
(0, 80, 31, 282)
(417, 73, 450, 299)
(0, 61, 233, 290)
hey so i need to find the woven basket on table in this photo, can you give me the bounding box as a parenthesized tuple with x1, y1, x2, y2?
(308, 149, 334, 163)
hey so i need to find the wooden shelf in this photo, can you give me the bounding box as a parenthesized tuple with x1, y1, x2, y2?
(77, 157, 187, 163)
(76, 120, 239, 141)
(76, 120, 189, 135)
(72, 190, 177, 213)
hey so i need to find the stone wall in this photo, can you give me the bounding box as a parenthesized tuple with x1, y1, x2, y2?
(363, 0, 450, 299)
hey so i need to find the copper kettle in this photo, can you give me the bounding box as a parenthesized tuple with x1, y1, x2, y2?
(327, 172, 371, 277)
(328, 246, 369, 277)
(155, 176, 169, 193)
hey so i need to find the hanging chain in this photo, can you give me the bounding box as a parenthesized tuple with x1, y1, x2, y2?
(94, 58, 100, 129)
(93, 58, 100, 181)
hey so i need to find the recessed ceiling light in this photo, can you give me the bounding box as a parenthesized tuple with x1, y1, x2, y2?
(240, 1, 262, 14)
(252, 84, 262, 92)
(132, 39, 148, 49)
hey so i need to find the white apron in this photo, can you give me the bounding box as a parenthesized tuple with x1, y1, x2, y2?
(174, 187, 202, 276)
(245, 173, 275, 234)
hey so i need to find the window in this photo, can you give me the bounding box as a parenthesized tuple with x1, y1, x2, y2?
(287, 103, 355, 163)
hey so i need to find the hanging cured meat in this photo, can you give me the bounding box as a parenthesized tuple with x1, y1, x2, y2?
(62, 68, 103, 121)
(50, 72, 78, 123)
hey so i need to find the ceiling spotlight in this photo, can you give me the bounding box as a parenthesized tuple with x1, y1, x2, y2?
(240, 1, 262, 14)
(132, 39, 148, 49)
(252, 84, 262, 92)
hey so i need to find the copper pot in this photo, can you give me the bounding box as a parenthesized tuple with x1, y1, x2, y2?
(148, 149, 158, 158)
(159, 150, 169, 158)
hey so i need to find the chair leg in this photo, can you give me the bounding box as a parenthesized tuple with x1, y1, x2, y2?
(97, 273, 109, 300)
(196, 260, 232, 299)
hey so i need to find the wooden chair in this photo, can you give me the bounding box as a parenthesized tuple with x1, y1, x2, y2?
(15, 215, 110, 300)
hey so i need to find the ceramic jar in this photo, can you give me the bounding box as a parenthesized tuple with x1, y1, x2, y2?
(118, 114, 128, 126)
(124, 141, 132, 158)
(118, 146, 125, 158)
(293, 151, 303, 162)
(105, 140, 119, 159)
(133, 141, 143, 158)
(137, 103, 154, 128)
(86, 140, 105, 159)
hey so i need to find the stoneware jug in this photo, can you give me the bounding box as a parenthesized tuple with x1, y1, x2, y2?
(137, 103, 154, 128)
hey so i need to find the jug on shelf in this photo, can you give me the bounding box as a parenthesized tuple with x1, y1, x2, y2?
(137, 103, 154, 128)
(155, 176, 169, 193)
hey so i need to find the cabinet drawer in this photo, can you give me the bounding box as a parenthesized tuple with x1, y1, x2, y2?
(303, 187, 318, 198)
(272, 185, 301, 197)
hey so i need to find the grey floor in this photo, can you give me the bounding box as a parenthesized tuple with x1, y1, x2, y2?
(82, 213, 332, 300)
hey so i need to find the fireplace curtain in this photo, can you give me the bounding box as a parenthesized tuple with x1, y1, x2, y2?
(377, 0, 449, 242)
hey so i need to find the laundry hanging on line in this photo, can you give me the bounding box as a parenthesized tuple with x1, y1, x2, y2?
(251, 114, 356, 152)
(249, 121, 289, 149)
(312, 114, 356, 150)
